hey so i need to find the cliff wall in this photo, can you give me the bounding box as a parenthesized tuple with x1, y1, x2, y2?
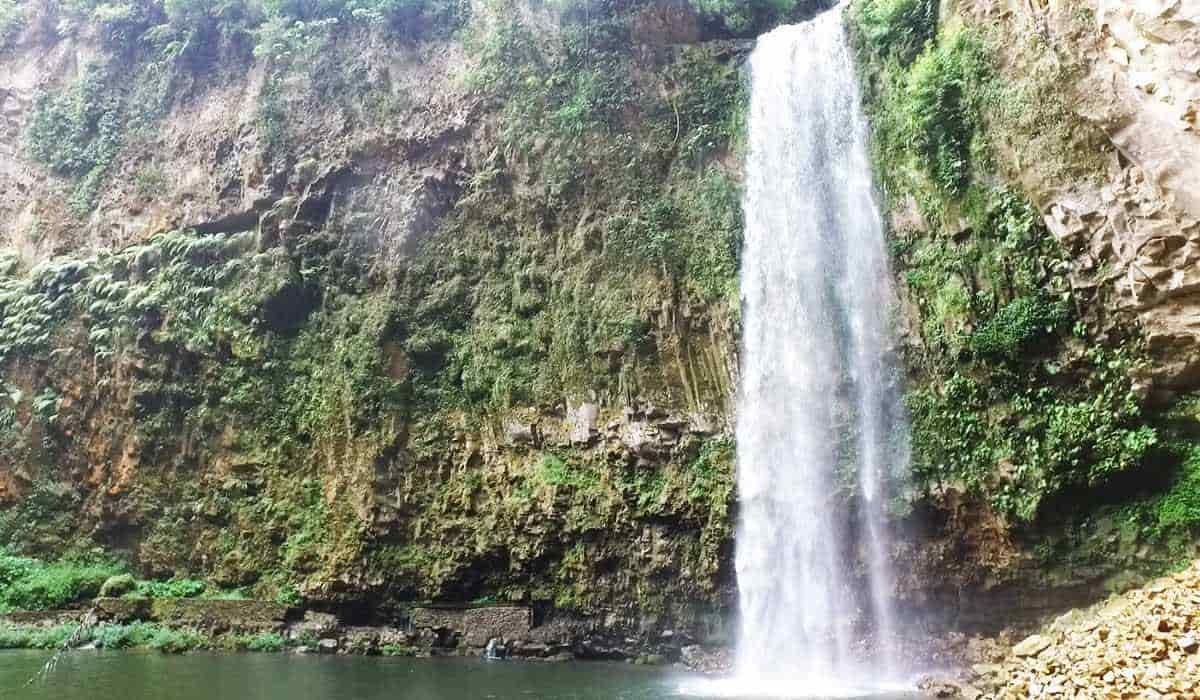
(0, 0, 1198, 648)
(0, 0, 785, 640)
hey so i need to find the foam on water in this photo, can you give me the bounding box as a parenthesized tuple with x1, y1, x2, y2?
(676, 675, 918, 699)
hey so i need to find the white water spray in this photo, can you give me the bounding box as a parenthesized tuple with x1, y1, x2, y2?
(731, 4, 909, 694)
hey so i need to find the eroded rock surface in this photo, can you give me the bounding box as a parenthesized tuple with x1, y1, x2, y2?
(992, 0, 1200, 391)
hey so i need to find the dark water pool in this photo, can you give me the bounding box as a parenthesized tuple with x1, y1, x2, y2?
(0, 650, 921, 699)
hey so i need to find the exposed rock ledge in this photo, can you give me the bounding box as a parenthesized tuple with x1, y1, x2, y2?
(1, 599, 723, 663)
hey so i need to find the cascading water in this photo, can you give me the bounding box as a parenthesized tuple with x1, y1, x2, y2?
(732, 4, 909, 694)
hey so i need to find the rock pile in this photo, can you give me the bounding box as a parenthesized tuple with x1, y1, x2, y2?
(975, 561, 1200, 698)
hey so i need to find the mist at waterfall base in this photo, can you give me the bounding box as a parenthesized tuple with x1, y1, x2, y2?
(684, 6, 913, 699)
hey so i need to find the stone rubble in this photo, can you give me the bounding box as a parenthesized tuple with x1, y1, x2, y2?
(971, 560, 1200, 699)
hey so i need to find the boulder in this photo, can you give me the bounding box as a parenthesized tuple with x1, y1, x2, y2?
(566, 402, 599, 445)
(678, 644, 732, 674)
(917, 677, 974, 698)
(1011, 634, 1051, 658)
(98, 574, 136, 598)
(505, 421, 536, 445)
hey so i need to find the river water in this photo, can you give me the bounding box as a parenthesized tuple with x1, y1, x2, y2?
(0, 651, 921, 699)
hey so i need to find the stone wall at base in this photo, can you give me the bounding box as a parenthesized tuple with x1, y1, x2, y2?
(0, 598, 729, 665)
(409, 606, 533, 649)
(93, 597, 289, 633)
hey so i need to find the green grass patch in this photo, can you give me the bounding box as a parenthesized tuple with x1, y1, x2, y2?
(0, 549, 124, 613)
(148, 627, 206, 653)
(235, 631, 287, 652)
(537, 454, 597, 490)
(91, 622, 161, 649)
(0, 622, 80, 649)
(131, 578, 207, 599)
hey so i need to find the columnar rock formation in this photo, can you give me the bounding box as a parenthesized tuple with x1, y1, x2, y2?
(998, 0, 1200, 391)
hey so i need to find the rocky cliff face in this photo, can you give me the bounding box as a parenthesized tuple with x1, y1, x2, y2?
(850, 0, 1200, 622)
(0, 0, 784, 641)
(1, 0, 1198, 649)
(990, 0, 1200, 394)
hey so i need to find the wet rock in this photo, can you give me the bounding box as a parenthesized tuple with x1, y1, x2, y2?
(288, 610, 340, 640)
(317, 638, 339, 653)
(618, 420, 657, 459)
(678, 644, 731, 674)
(687, 413, 717, 435)
(338, 625, 410, 654)
(917, 677, 975, 698)
(513, 641, 550, 657)
(632, 653, 665, 665)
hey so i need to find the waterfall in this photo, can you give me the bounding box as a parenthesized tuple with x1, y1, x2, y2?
(732, 4, 908, 693)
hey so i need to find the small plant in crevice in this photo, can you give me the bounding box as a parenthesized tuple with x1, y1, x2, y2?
(1153, 451, 1200, 536)
(537, 453, 597, 491)
(686, 437, 733, 507)
(131, 577, 207, 599)
(968, 294, 1069, 361)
